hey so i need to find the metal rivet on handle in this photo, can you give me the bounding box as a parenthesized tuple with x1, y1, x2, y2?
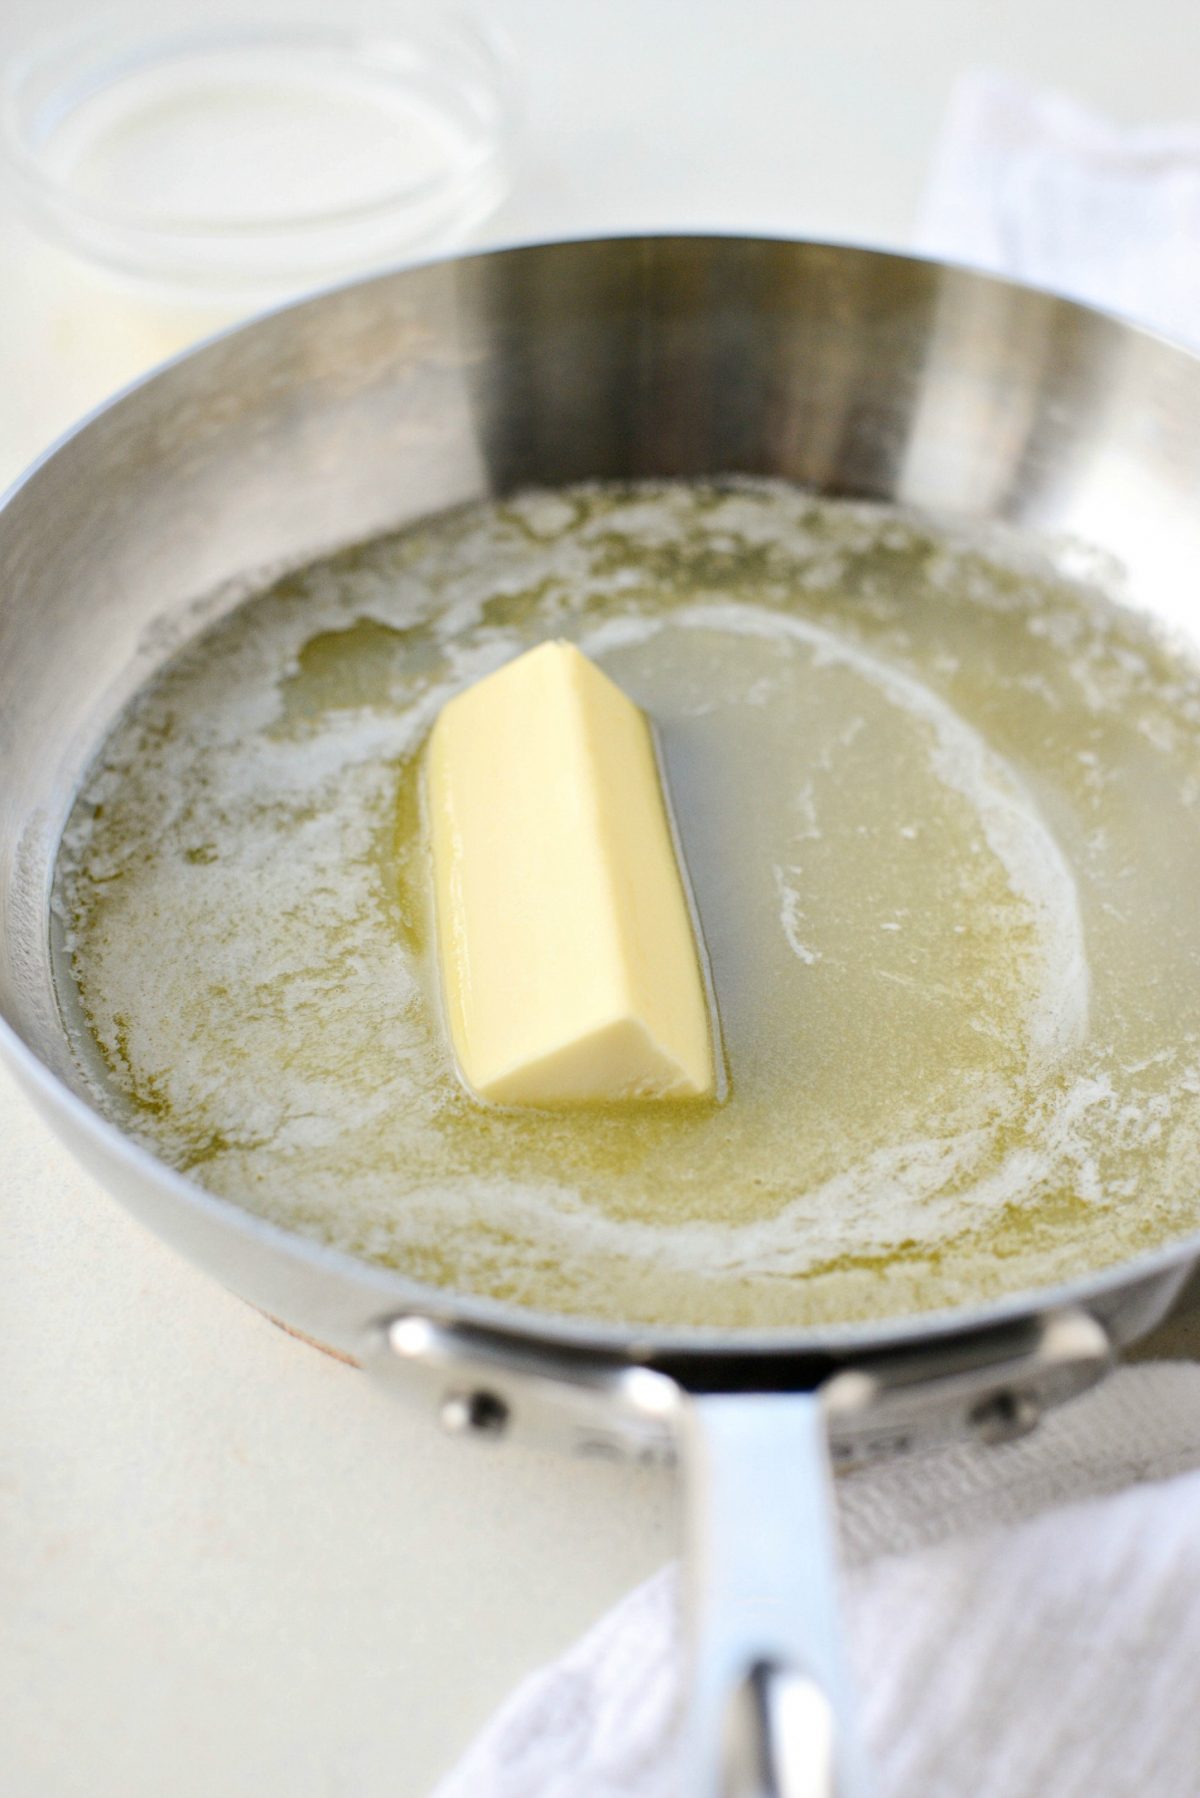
(969, 1388, 1040, 1445)
(440, 1389, 510, 1439)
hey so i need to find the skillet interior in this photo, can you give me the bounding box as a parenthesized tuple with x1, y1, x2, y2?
(4, 236, 1200, 1363)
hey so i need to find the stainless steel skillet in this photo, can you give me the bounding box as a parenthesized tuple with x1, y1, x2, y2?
(3, 236, 1200, 1797)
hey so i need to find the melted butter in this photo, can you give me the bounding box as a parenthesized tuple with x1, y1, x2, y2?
(52, 481, 1200, 1328)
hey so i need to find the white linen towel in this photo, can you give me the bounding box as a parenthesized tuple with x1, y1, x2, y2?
(917, 68, 1200, 348)
(434, 72, 1200, 1798)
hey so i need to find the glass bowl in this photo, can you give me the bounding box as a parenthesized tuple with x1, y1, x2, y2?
(2, 6, 519, 299)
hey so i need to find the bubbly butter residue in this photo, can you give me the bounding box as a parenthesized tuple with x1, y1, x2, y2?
(52, 480, 1200, 1330)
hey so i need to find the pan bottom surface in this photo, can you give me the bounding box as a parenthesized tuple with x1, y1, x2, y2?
(51, 479, 1200, 1330)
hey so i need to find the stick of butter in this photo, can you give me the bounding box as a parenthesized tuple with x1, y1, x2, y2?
(427, 640, 717, 1106)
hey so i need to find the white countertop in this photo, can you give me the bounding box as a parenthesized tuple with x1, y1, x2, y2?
(6, 2, 1200, 1792)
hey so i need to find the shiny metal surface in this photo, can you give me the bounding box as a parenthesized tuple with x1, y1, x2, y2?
(683, 1393, 862, 1798)
(369, 1305, 1113, 1471)
(6, 236, 1200, 1796)
(369, 1302, 1113, 1792)
(375, 1313, 680, 1465)
(821, 1308, 1113, 1467)
(4, 235, 1200, 1365)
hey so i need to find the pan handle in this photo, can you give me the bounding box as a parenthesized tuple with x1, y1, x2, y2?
(681, 1391, 871, 1798)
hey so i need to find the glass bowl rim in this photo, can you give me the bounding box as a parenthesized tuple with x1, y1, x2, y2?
(1, 10, 521, 242)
